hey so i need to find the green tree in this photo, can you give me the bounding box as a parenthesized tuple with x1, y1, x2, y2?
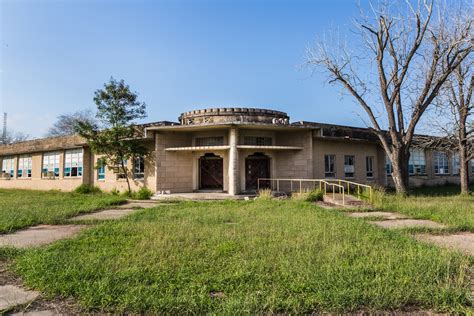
(76, 78, 149, 194)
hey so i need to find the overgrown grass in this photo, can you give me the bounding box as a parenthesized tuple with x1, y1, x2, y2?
(0, 189, 126, 233)
(376, 185, 474, 231)
(14, 200, 472, 313)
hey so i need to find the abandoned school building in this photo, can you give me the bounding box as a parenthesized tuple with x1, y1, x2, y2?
(0, 107, 473, 195)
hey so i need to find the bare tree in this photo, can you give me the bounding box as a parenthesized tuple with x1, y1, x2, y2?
(422, 58, 473, 193)
(306, 0, 473, 194)
(46, 109, 97, 137)
(0, 129, 30, 145)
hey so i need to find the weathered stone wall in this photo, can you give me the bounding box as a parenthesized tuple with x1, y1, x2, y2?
(312, 137, 383, 186)
(179, 108, 289, 126)
(155, 132, 194, 193)
(274, 130, 313, 180)
(0, 135, 85, 156)
(386, 149, 474, 188)
(92, 141, 157, 193)
(0, 150, 85, 191)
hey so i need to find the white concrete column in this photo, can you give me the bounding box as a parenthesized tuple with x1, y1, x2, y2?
(228, 127, 240, 195)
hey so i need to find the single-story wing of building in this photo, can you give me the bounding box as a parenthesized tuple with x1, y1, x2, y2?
(1, 107, 472, 195)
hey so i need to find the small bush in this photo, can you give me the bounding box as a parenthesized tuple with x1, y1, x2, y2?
(306, 188, 324, 202)
(130, 187, 153, 200)
(110, 188, 120, 196)
(291, 188, 324, 202)
(256, 188, 273, 200)
(74, 184, 102, 194)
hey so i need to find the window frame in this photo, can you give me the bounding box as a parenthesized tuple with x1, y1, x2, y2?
(433, 151, 449, 175)
(408, 149, 426, 176)
(366, 156, 374, 178)
(452, 153, 460, 175)
(42, 152, 60, 178)
(324, 154, 336, 178)
(133, 157, 145, 180)
(1, 156, 15, 178)
(64, 149, 83, 178)
(17, 155, 32, 179)
(344, 155, 355, 178)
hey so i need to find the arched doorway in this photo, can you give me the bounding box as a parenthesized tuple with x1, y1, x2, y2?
(245, 152, 270, 190)
(199, 153, 223, 190)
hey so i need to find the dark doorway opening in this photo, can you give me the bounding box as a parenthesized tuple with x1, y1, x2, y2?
(199, 153, 224, 190)
(245, 152, 270, 190)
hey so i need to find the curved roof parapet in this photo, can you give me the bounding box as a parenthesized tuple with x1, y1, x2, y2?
(178, 107, 290, 126)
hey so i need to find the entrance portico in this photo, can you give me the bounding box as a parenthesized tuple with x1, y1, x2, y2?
(149, 108, 308, 195)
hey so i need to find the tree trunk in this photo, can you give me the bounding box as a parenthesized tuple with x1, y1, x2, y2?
(121, 159, 131, 195)
(459, 144, 470, 194)
(390, 149, 410, 195)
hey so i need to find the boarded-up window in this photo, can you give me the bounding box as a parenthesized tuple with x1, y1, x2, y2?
(195, 137, 224, 146)
(243, 137, 272, 146)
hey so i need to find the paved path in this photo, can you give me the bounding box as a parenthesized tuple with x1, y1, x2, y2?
(0, 200, 162, 314)
(371, 219, 446, 229)
(416, 233, 474, 256)
(70, 208, 138, 221)
(0, 285, 39, 312)
(347, 211, 407, 220)
(347, 211, 472, 255)
(0, 225, 87, 249)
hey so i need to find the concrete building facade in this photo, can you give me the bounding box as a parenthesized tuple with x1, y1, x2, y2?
(1, 108, 473, 194)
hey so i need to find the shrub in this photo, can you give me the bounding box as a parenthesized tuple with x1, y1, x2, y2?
(74, 184, 102, 194)
(306, 188, 324, 202)
(256, 188, 273, 200)
(291, 188, 324, 202)
(110, 188, 120, 196)
(130, 187, 153, 200)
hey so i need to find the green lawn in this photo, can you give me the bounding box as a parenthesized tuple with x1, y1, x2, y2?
(377, 185, 474, 231)
(0, 189, 126, 233)
(14, 200, 472, 313)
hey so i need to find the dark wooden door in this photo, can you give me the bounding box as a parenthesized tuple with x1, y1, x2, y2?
(245, 155, 270, 190)
(199, 155, 223, 190)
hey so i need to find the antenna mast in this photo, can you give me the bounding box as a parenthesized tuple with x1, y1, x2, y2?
(2, 112, 6, 144)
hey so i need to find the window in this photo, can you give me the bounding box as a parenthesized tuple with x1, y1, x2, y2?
(409, 149, 426, 175)
(433, 151, 449, 175)
(195, 137, 224, 146)
(116, 159, 128, 179)
(344, 155, 355, 178)
(17, 155, 32, 178)
(64, 149, 83, 177)
(42, 152, 60, 177)
(452, 153, 460, 175)
(366, 156, 374, 178)
(133, 157, 145, 179)
(1, 157, 15, 177)
(386, 156, 393, 175)
(243, 136, 272, 146)
(324, 154, 335, 178)
(97, 163, 106, 180)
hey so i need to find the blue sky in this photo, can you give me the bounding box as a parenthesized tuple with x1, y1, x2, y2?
(1, 0, 371, 137)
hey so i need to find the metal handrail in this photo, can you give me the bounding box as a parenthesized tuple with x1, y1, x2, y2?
(257, 178, 346, 205)
(324, 179, 373, 202)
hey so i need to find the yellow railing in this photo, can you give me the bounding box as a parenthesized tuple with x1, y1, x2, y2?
(257, 178, 374, 206)
(324, 179, 373, 202)
(257, 178, 346, 205)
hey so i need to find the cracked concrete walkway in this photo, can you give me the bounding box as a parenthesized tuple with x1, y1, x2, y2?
(0, 225, 87, 249)
(416, 233, 474, 256)
(347, 211, 473, 255)
(0, 285, 39, 312)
